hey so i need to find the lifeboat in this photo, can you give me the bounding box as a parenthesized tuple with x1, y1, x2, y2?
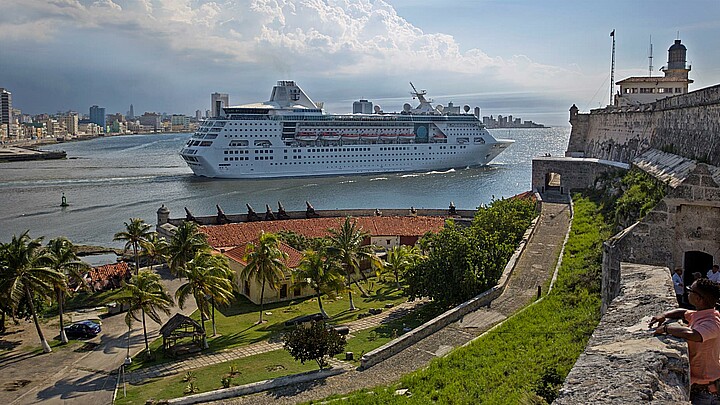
(296, 131, 318, 141)
(379, 132, 397, 141)
(341, 133, 360, 141)
(360, 133, 379, 141)
(320, 132, 341, 141)
(432, 133, 447, 142)
(398, 133, 416, 141)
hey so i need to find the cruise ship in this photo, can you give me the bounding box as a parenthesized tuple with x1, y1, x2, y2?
(181, 81, 514, 178)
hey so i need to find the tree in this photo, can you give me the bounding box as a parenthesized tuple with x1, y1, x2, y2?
(283, 320, 347, 369)
(141, 233, 169, 273)
(293, 249, 345, 319)
(0, 232, 64, 353)
(114, 218, 153, 275)
(116, 270, 174, 357)
(168, 221, 209, 278)
(175, 251, 234, 345)
(381, 245, 424, 289)
(42, 237, 90, 344)
(326, 217, 381, 310)
(240, 232, 288, 324)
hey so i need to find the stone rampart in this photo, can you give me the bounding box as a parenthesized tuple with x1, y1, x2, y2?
(531, 157, 629, 195)
(567, 84, 720, 165)
(554, 263, 690, 404)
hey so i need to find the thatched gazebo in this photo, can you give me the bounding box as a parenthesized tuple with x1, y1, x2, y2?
(159, 314, 206, 356)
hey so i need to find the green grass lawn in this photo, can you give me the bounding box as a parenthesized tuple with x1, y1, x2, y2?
(128, 280, 409, 371)
(115, 349, 318, 405)
(116, 298, 442, 404)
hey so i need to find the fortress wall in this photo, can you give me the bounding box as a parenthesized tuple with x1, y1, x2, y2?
(568, 84, 720, 164)
(554, 263, 690, 404)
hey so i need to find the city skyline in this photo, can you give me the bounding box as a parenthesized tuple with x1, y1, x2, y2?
(1, 0, 719, 126)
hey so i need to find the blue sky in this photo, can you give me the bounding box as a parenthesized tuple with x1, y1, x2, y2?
(1, 0, 719, 126)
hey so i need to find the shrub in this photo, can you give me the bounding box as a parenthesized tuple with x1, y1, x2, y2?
(283, 320, 347, 369)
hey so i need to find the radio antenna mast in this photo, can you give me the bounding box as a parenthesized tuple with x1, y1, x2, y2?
(609, 29, 616, 106)
(648, 35, 654, 77)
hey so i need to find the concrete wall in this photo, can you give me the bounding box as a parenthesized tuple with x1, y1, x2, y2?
(555, 263, 690, 404)
(567, 84, 720, 164)
(531, 157, 629, 195)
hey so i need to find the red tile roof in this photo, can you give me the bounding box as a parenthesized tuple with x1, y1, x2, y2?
(201, 216, 445, 250)
(88, 261, 130, 282)
(224, 239, 304, 268)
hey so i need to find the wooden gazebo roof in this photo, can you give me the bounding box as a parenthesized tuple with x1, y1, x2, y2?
(160, 313, 204, 338)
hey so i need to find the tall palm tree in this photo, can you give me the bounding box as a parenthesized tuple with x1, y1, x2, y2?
(114, 218, 153, 275)
(175, 252, 234, 345)
(0, 232, 64, 353)
(167, 221, 209, 278)
(116, 270, 173, 357)
(42, 237, 90, 344)
(141, 233, 169, 273)
(293, 249, 345, 319)
(326, 217, 380, 310)
(240, 232, 288, 324)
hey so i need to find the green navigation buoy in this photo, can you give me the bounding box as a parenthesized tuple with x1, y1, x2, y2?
(61, 193, 69, 207)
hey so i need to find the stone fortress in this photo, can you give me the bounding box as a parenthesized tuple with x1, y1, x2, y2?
(531, 39, 720, 403)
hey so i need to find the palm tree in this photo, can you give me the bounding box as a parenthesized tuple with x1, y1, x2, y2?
(141, 233, 169, 273)
(116, 270, 174, 357)
(175, 251, 234, 345)
(0, 232, 64, 353)
(114, 218, 153, 275)
(293, 249, 345, 319)
(240, 232, 288, 324)
(167, 221, 209, 278)
(382, 245, 426, 289)
(326, 217, 381, 310)
(42, 237, 90, 344)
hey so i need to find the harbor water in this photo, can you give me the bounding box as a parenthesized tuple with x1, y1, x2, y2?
(0, 128, 569, 248)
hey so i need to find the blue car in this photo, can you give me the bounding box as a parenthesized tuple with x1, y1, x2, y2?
(64, 320, 102, 339)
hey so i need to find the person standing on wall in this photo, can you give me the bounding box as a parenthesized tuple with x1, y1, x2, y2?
(673, 268, 686, 305)
(708, 265, 720, 283)
(650, 278, 720, 404)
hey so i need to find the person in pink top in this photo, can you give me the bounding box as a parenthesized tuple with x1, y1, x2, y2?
(650, 278, 720, 404)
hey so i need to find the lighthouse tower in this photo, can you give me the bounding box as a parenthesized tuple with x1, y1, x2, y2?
(614, 39, 693, 106)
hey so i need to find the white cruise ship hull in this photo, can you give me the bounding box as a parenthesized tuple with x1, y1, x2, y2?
(181, 81, 513, 179)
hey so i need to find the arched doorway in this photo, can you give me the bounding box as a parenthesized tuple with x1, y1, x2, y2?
(684, 250, 713, 286)
(544, 172, 562, 193)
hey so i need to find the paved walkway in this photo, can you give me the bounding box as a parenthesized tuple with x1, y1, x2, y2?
(213, 200, 572, 405)
(126, 299, 427, 383)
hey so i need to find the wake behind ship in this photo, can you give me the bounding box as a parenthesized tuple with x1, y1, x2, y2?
(180, 81, 514, 178)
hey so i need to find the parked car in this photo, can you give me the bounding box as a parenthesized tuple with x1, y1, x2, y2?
(64, 320, 102, 339)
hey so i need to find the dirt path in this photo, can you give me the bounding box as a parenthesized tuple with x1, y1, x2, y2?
(214, 201, 572, 405)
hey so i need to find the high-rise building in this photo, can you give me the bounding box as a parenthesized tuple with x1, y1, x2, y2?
(1, 88, 13, 139)
(195, 109, 202, 121)
(353, 99, 373, 114)
(89, 105, 106, 132)
(63, 113, 79, 136)
(211, 93, 229, 118)
(128, 104, 134, 119)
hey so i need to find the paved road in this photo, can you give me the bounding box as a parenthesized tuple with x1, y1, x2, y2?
(212, 201, 572, 405)
(1, 267, 195, 405)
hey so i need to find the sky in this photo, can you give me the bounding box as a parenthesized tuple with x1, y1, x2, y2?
(1, 0, 719, 126)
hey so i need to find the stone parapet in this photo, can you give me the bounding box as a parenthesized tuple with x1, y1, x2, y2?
(555, 263, 690, 404)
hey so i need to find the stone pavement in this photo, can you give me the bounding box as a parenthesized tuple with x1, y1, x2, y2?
(213, 200, 573, 405)
(126, 298, 427, 383)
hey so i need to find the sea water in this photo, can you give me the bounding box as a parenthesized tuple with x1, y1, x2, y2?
(0, 128, 569, 247)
